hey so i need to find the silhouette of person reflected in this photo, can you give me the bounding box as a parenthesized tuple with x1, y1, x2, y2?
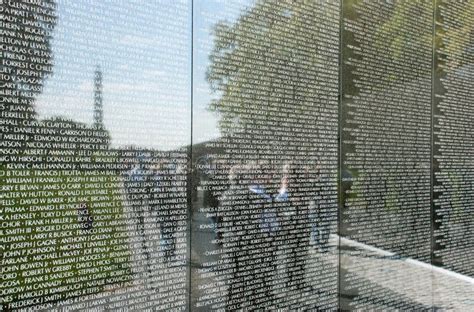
(125, 153, 153, 276)
(277, 162, 313, 292)
(221, 161, 282, 310)
(220, 164, 251, 310)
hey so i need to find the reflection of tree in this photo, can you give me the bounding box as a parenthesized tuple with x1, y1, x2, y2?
(435, 0, 474, 70)
(207, 0, 338, 162)
(344, 0, 474, 76)
(205, 0, 341, 246)
(340, 0, 435, 265)
(432, 1, 474, 275)
(2, 0, 57, 124)
(208, 0, 450, 125)
(203, 2, 340, 309)
(362, 0, 432, 81)
(1, 1, 127, 309)
(2, 0, 110, 157)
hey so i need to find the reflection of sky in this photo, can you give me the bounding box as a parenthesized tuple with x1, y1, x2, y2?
(193, 0, 255, 145)
(36, 0, 253, 150)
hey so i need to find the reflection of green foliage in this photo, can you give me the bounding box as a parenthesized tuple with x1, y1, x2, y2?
(207, 0, 338, 139)
(437, 1, 474, 69)
(384, 180, 399, 211)
(448, 171, 462, 212)
(342, 0, 474, 81)
(0, 117, 127, 308)
(1, 0, 132, 307)
(362, 0, 474, 73)
(375, 2, 432, 60)
(354, 0, 433, 83)
(2, 0, 57, 137)
(0, 163, 130, 307)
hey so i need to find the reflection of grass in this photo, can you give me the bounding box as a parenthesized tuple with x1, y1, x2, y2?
(0, 162, 131, 308)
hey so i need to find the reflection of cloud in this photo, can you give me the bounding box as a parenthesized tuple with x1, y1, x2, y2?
(35, 86, 93, 125)
(78, 80, 93, 92)
(119, 34, 156, 46)
(193, 108, 221, 144)
(31, 0, 193, 151)
(36, 75, 193, 150)
(117, 64, 130, 71)
(142, 69, 166, 78)
(105, 82, 155, 93)
(104, 82, 187, 105)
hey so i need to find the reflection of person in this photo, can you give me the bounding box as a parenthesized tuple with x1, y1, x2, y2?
(221, 165, 249, 310)
(308, 163, 330, 252)
(150, 161, 168, 261)
(125, 154, 152, 274)
(221, 162, 279, 310)
(151, 160, 177, 262)
(278, 162, 312, 291)
(309, 194, 330, 252)
(195, 155, 221, 239)
(253, 164, 279, 309)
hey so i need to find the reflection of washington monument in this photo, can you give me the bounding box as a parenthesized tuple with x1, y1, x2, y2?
(94, 66, 104, 128)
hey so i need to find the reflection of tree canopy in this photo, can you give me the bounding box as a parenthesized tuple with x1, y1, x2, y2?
(205, 0, 447, 163)
(2, 0, 57, 120)
(207, 0, 339, 161)
(342, 0, 434, 90)
(345, 0, 474, 75)
(207, 0, 437, 123)
(436, 0, 474, 71)
(1, 3, 126, 308)
(2, 1, 112, 160)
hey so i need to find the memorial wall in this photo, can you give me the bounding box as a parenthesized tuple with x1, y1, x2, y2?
(340, 1, 434, 310)
(0, 0, 473, 311)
